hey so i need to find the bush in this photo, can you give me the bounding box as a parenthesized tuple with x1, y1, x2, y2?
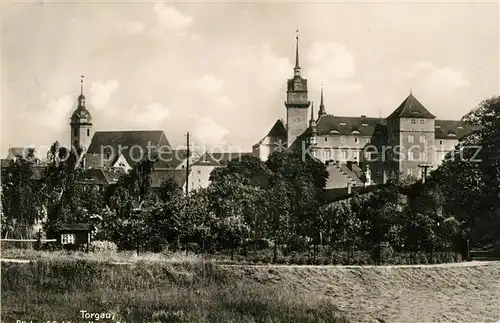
(89, 240, 118, 253)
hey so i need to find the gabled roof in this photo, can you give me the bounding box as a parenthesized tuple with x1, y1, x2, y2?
(267, 119, 287, 137)
(150, 169, 187, 188)
(253, 119, 288, 148)
(434, 120, 479, 139)
(87, 131, 170, 166)
(193, 152, 221, 166)
(316, 115, 387, 137)
(388, 93, 435, 119)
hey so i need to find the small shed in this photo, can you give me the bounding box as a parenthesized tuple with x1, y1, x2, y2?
(58, 223, 92, 251)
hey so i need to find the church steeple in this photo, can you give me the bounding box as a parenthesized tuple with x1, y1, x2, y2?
(294, 29, 301, 77)
(78, 75, 86, 108)
(318, 84, 326, 117)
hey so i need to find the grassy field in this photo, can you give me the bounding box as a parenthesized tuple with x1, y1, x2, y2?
(1, 258, 348, 323)
(2, 250, 499, 322)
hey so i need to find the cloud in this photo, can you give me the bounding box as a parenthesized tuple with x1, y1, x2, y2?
(306, 42, 361, 96)
(124, 21, 146, 35)
(32, 95, 74, 132)
(90, 80, 120, 109)
(121, 103, 171, 129)
(409, 62, 469, 95)
(188, 74, 225, 94)
(190, 115, 229, 147)
(307, 42, 356, 80)
(153, 3, 193, 29)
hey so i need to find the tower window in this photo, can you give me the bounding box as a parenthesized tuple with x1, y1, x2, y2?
(411, 119, 416, 124)
(354, 137, 358, 143)
(325, 137, 328, 142)
(87, 129, 90, 137)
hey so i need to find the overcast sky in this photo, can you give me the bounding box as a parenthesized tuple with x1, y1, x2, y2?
(2, 0, 499, 157)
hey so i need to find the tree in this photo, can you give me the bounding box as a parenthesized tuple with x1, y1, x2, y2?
(1, 149, 44, 239)
(429, 96, 500, 248)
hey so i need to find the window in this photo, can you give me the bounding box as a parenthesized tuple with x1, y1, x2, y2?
(407, 168, 413, 176)
(341, 149, 348, 160)
(408, 150, 419, 161)
(411, 119, 416, 124)
(420, 151, 427, 161)
(354, 137, 358, 143)
(87, 129, 90, 136)
(354, 150, 360, 161)
(73, 128, 78, 136)
(61, 234, 75, 245)
(419, 135, 425, 143)
(325, 137, 328, 142)
(440, 140, 443, 145)
(364, 151, 371, 160)
(326, 149, 332, 160)
(420, 119, 425, 124)
(408, 135, 414, 143)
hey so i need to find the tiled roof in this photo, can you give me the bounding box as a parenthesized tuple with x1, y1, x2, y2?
(81, 168, 123, 185)
(324, 162, 363, 189)
(87, 131, 171, 166)
(151, 169, 187, 188)
(210, 152, 254, 165)
(434, 119, 479, 139)
(387, 93, 436, 119)
(316, 115, 387, 137)
(84, 153, 116, 169)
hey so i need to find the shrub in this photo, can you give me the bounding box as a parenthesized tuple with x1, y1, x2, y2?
(89, 240, 118, 253)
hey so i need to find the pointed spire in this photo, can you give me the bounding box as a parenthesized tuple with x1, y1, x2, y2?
(80, 75, 85, 96)
(294, 29, 301, 77)
(310, 101, 314, 122)
(78, 75, 86, 108)
(318, 84, 326, 117)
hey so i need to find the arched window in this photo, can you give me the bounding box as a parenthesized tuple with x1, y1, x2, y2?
(87, 129, 90, 136)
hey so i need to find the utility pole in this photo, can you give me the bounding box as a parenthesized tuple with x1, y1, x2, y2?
(418, 164, 432, 183)
(185, 132, 190, 194)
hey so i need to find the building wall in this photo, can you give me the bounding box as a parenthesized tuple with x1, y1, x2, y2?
(189, 164, 217, 191)
(286, 107, 309, 146)
(71, 123, 92, 151)
(392, 118, 436, 179)
(436, 138, 459, 165)
(315, 134, 372, 163)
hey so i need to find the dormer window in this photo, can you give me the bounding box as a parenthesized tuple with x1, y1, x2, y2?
(457, 126, 464, 129)
(448, 132, 456, 137)
(361, 123, 368, 126)
(339, 122, 346, 126)
(435, 125, 441, 128)
(352, 130, 360, 134)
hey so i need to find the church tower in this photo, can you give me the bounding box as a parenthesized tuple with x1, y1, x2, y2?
(70, 75, 93, 152)
(285, 30, 310, 147)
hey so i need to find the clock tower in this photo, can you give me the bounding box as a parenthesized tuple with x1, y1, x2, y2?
(285, 30, 310, 147)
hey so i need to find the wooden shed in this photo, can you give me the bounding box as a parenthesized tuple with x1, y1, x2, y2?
(58, 223, 92, 251)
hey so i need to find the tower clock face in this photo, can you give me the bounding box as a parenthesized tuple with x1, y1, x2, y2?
(295, 83, 303, 91)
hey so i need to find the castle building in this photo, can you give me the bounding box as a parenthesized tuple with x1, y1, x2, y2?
(253, 32, 478, 185)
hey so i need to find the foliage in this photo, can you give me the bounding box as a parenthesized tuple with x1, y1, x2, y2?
(89, 240, 118, 253)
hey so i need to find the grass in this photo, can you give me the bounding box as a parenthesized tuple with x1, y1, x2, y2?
(1, 259, 348, 323)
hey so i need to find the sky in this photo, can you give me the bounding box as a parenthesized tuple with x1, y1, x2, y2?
(2, 0, 499, 158)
